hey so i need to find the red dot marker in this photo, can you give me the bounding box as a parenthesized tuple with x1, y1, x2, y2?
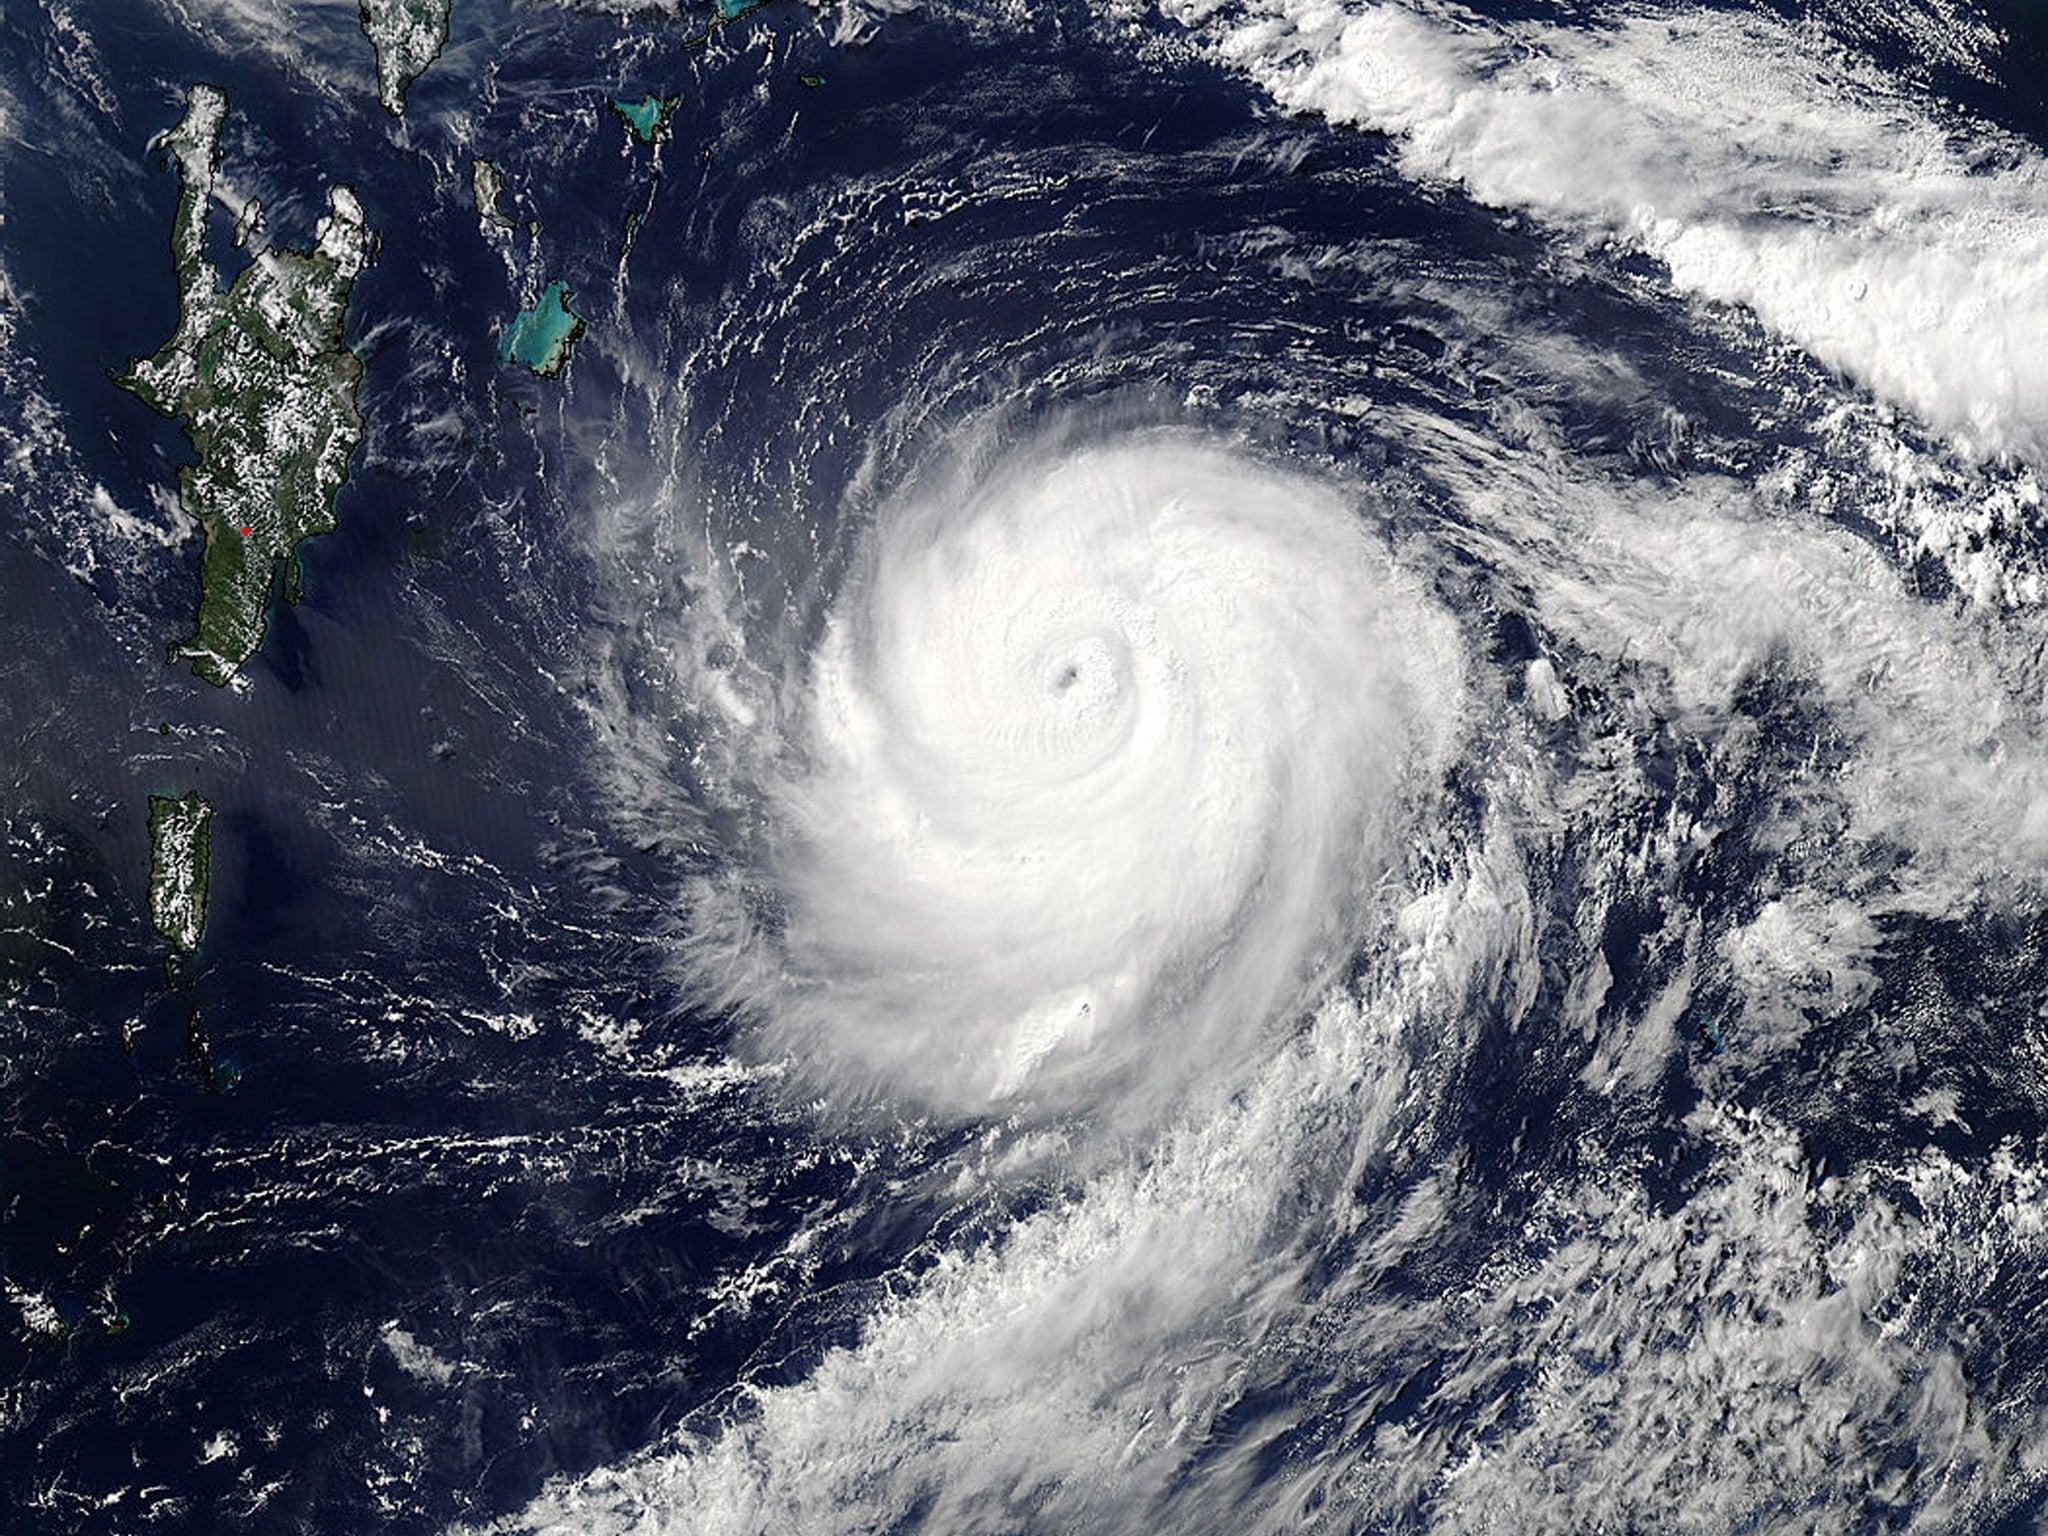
(240, 526, 251, 535)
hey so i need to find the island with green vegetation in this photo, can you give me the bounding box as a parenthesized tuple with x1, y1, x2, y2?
(502, 280, 585, 377)
(147, 792, 213, 958)
(359, 0, 451, 116)
(117, 84, 374, 689)
(611, 93, 681, 145)
(471, 157, 517, 235)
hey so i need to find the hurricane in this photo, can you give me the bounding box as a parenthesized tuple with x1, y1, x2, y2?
(673, 429, 1464, 1123)
(13, 0, 2048, 1533)
(519, 4, 2048, 1529)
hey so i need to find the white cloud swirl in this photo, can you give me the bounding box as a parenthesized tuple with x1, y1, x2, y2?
(689, 432, 1465, 1124)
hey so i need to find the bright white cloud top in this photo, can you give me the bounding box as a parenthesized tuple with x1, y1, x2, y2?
(1189, 0, 2048, 460)
(686, 434, 1463, 1125)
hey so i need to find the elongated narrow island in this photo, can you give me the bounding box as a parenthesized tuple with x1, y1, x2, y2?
(118, 85, 374, 688)
(147, 791, 213, 957)
(471, 157, 517, 235)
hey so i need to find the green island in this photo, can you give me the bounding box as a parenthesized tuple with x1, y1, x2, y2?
(118, 84, 373, 689)
(359, 0, 452, 116)
(471, 157, 517, 235)
(611, 93, 681, 145)
(147, 792, 213, 957)
(502, 280, 585, 377)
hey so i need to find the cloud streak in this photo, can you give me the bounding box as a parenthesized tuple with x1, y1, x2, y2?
(1190, 0, 2048, 460)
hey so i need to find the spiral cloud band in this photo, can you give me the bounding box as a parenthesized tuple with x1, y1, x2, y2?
(721, 435, 1464, 1120)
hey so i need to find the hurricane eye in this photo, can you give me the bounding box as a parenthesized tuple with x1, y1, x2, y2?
(752, 436, 1453, 1127)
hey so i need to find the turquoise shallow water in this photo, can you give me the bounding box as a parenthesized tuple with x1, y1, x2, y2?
(610, 93, 677, 143)
(500, 280, 584, 376)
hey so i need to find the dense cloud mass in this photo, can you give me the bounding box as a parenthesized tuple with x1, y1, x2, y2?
(678, 433, 1464, 1126)
(1194, 0, 2048, 459)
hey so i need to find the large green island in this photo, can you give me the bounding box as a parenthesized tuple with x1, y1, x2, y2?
(147, 791, 213, 958)
(359, 0, 452, 117)
(118, 85, 374, 688)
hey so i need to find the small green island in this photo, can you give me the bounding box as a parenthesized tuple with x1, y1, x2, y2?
(147, 792, 213, 958)
(610, 93, 681, 145)
(118, 84, 374, 688)
(359, 0, 452, 116)
(502, 280, 585, 377)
